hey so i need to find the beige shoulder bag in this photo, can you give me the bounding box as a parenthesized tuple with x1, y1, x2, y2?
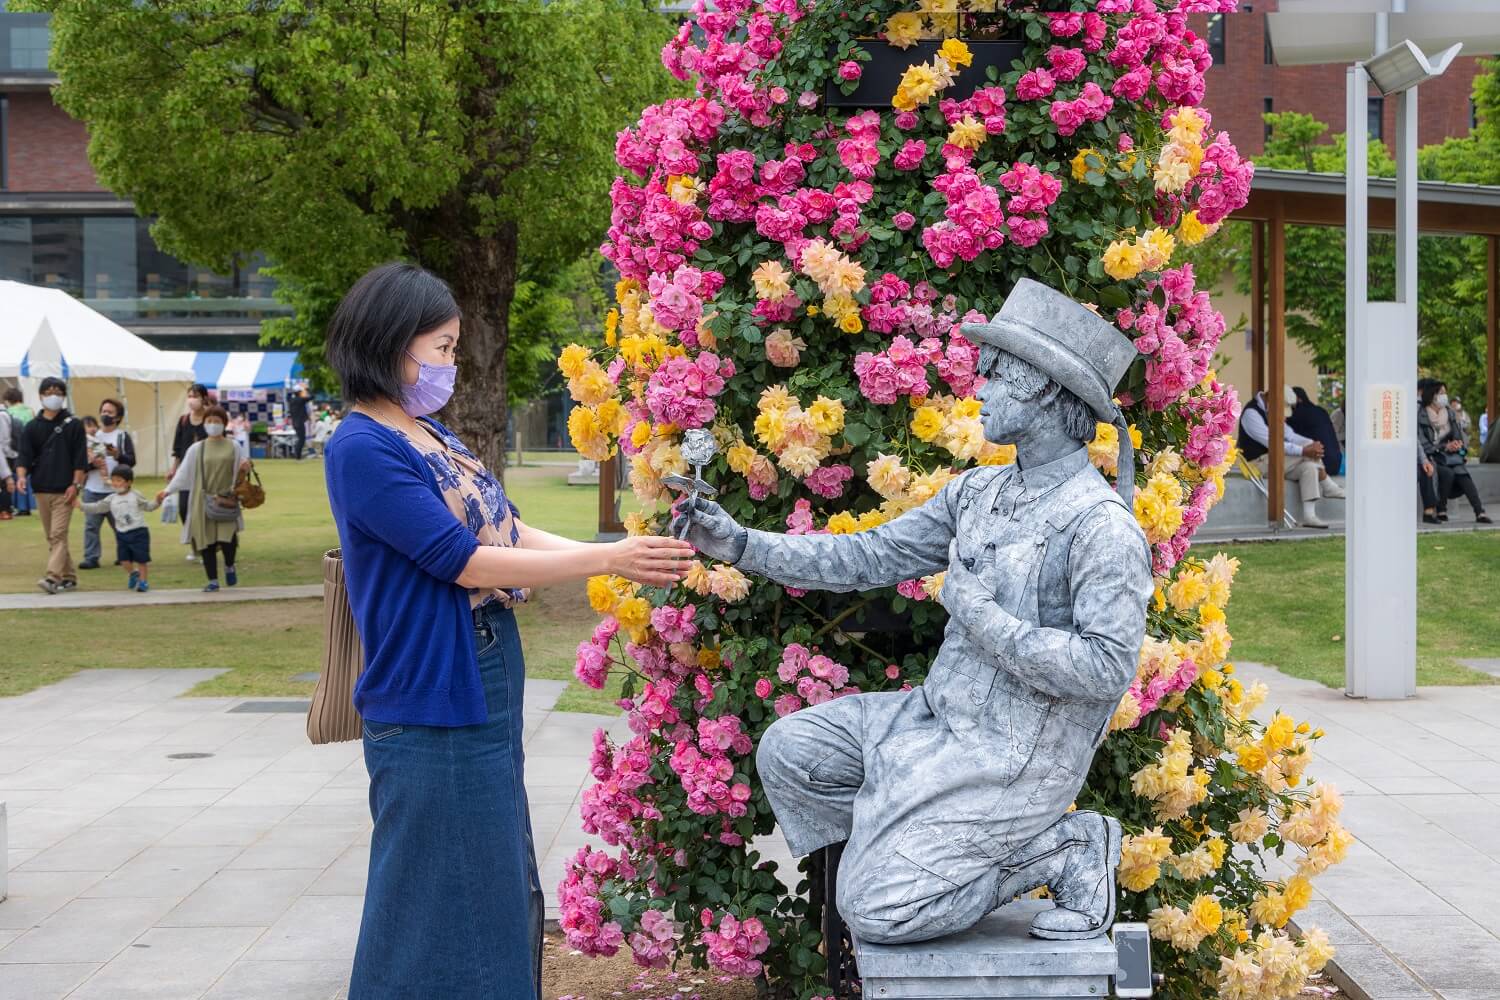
(306, 549, 366, 744)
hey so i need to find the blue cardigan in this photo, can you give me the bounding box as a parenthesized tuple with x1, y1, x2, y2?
(325, 413, 488, 727)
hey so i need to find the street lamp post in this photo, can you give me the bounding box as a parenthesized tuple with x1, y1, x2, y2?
(1265, 2, 1500, 699)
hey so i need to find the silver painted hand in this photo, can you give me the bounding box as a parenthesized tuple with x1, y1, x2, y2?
(668, 496, 748, 564)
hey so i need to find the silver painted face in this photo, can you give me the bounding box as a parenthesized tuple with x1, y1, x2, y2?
(976, 364, 1037, 445)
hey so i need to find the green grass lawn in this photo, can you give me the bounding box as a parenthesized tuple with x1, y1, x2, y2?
(0, 456, 631, 593)
(1212, 532, 1500, 688)
(0, 454, 636, 710)
(7, 454, 1492, 706)
(0, 586, 616, 710)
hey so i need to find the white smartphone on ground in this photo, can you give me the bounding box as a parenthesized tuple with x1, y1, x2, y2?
(1112, 921, 1154, 997)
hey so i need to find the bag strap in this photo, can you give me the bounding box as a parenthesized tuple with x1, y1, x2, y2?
(36, 415, 78, 470)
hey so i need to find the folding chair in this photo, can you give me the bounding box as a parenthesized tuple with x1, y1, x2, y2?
(1236, 453, 1299, 529)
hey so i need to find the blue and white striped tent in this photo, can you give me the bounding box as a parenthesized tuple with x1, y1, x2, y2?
(160, 351, 304, 391)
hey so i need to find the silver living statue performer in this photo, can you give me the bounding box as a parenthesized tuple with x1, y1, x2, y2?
(672, 279, 1154, 947)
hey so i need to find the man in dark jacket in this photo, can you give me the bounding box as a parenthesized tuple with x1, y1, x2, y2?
(288, 383, 311, 460)
(16, 377, 89, 593)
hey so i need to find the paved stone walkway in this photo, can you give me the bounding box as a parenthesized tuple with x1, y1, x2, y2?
(0, 669, 624, 1000)
(5, 664, 1498, 999)
(0, 585, 323, 611)
(1235, 662, 1500, 1000)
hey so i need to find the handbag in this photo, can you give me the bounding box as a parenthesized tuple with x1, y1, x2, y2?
(235, 463, 266, 509)
(307, 549, 367, 744)
(199, 443, 242, 522)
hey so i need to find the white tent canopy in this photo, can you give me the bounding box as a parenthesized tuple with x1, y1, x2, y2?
(1, 279, 196, 475)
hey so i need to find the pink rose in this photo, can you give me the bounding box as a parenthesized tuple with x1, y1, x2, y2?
(893, 210, 916, 231)
(754, 678, 772, 699)
(838, 60, 862, 81)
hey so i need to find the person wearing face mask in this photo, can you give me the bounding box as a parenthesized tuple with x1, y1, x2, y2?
(322, 263, 695, 1000)
(1236, 385, 1347, 528)
(15, 377, 89, 593)
(159, 404, 252, 590)
(170, 383, 211, 562)
(79, 398, 136, 570)
(1418, 379, 1491, 524)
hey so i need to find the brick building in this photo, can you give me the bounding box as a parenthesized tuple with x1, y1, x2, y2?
(0, 11, 284, 350)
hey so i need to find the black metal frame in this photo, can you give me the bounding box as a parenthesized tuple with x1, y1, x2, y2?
(810, 843, 861, 997)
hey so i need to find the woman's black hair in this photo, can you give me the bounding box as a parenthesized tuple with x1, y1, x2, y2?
(187, 383, 208, 399)
(1420, 380, 1446, 407)
(325, 263, 460, 404)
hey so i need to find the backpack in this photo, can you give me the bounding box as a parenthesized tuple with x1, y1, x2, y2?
(1, 409, 19, 460)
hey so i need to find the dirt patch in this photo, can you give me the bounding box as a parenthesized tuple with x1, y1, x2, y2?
(543, 935, 756, 1000)
(542, 933, 1346, 999)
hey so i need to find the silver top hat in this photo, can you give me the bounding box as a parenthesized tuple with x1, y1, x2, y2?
(960, 279, 1142, 502)
(959, 278, 1138, 424)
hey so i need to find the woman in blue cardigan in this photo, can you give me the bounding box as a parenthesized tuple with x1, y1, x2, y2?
(324, 263, 694, 999)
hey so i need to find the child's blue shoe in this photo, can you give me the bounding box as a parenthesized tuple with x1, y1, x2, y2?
(225, 567, 238, 587)
(136, 580, 150, 593)
(128, 571, 140, 590)
(203, 581, 220, 593)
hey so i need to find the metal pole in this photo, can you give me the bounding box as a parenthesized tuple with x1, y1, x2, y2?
(1268, 205, 1287, 525)
(1345, 64, 1417, 700)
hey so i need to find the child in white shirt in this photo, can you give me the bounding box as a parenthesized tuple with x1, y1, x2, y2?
(78, 465, 161, 592)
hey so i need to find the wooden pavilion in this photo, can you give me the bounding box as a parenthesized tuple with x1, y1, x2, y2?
(1230, 167, 1500, 522)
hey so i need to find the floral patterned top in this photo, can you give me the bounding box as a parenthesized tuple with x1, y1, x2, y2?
(393, 417, 527, 609)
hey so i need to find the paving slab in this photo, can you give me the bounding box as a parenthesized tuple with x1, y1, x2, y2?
(1234, 661, 1500, 999)
(0, 668, 613, 998)
(0, 584, 322, 611)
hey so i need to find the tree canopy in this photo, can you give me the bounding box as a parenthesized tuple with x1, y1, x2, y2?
(25, 0, 678, 469)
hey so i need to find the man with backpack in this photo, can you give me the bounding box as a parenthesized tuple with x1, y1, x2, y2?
(15, 377, 89, 593)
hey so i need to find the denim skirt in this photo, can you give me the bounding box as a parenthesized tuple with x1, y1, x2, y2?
(349, 602, 543, 999)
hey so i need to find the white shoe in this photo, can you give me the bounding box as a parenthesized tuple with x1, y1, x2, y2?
(186, 552, 198, 562)
(1300, 503, 1329, 529)
(1319, 478, 1347, 500)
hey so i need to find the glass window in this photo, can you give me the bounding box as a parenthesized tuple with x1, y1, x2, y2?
(1263, 97, 1274, 142)
(1208, 14, 1225, 65)
(0, 216, 32, 282)
(83, 216, 136, 301)
(1368, 96, 1384, 141)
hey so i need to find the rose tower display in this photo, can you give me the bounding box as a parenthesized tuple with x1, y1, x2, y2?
(557, 3, 1350, 998)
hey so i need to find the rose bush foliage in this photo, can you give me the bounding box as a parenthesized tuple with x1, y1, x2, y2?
(557, 3, 1349, 998)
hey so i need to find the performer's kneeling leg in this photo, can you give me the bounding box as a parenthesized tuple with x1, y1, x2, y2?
(838, 810, 1122, 945)
(756, 699, 865, 857)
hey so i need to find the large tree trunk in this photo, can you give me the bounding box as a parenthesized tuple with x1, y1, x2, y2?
(441, 219, 518, 479)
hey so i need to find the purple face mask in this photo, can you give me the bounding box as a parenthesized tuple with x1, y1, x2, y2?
(401, 350, 457, 417)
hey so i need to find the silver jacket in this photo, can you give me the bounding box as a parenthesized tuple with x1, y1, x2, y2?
(738, 448, 1152, 876)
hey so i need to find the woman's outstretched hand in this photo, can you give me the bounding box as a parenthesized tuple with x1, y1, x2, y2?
(607, 535, 697, 587)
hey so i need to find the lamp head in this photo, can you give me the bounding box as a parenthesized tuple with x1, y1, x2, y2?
(1363, 38, 1463, 94)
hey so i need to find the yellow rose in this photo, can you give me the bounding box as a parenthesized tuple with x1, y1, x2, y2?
(614, 596, 650, 632)
(806, 396, 846, 436)
(603, 309, 619, 348)
(1178, 210, 1209, 246)
(586, 575, 620, 614)
(826, 511, 859, 534)
(558, 344, 591, 380)
(938, 37, 973, 68)
(910, 405, 944, 442)
(893, 62, 939, 109)
(839, 311, 864, 334)
(1236, 743, 1268, 773)
(946, 114, 986, 151)
(884, 11, 924, 49)
(726, 442, 757, 476)
(630, 420, 653, 450)
(1071, 148, 1100, 183)
(1102, 239, 1145, 281)
(1189, 894, 1223, 935)
(1138, 228, 1176, 271)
